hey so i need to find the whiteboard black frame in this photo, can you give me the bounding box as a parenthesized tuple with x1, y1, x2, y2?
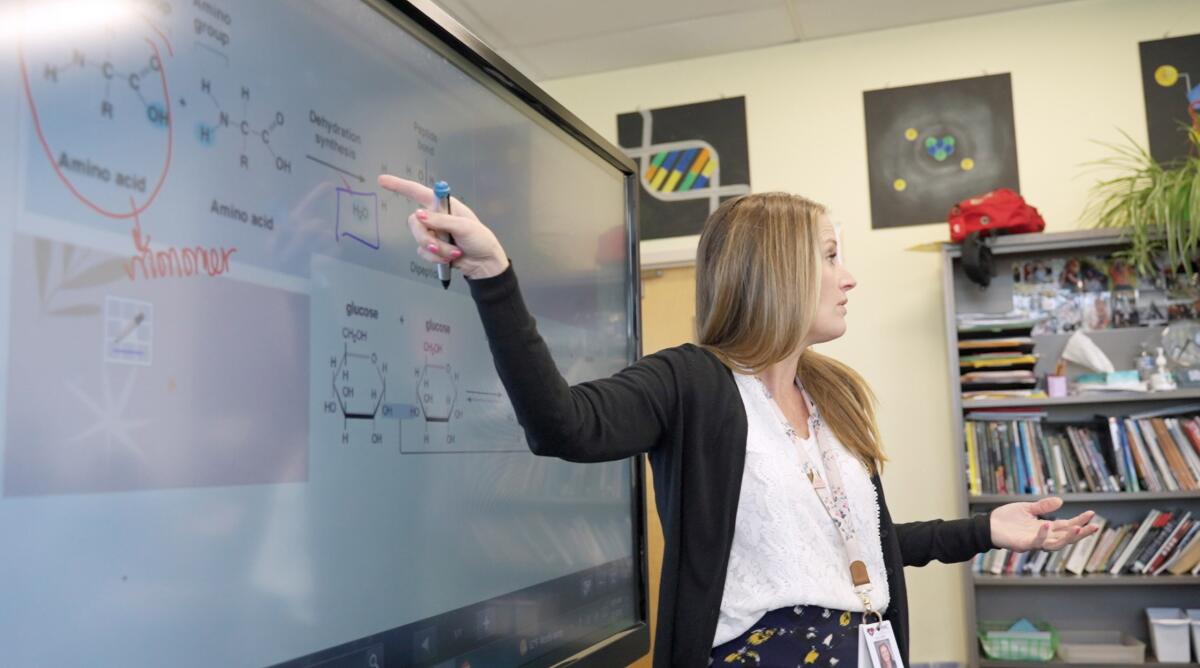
(366, 1, 650, 666)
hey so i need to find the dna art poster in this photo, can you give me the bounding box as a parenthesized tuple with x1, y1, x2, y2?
(617, 97, 751, 245)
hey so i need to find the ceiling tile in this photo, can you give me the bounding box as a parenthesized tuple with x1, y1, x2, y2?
(439, 0, 783, 48)
(515, 4, 796, 79)
(787, 0, 1078, 40)
(434, 0, 1083, 80)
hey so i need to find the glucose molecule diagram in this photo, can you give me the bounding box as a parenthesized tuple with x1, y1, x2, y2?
(323, 344, 475, 452)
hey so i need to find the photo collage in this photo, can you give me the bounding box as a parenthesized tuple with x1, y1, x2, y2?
(1011, 253, 1200, 335)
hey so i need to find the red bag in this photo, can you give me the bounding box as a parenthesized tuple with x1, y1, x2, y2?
(948, 188, 1045, 243)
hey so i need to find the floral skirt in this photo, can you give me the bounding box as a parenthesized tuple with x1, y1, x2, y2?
(710, 605, 865, 667)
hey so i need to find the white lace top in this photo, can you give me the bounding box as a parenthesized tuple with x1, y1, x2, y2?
(712, 373, 889, 647)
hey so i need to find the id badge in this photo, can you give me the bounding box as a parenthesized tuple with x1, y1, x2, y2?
(858, 619, 904, 668)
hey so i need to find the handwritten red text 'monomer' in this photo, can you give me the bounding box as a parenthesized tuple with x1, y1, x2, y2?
(125, 216, 237, 281)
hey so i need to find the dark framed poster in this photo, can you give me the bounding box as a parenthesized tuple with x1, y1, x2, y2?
(864, 73, 1020, 230)
(617, 97, 750, 265)
(1140, 33, 1200, 165)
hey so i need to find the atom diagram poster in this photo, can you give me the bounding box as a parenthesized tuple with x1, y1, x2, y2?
(863, 73, 1020, 230)
(1140, 33, 1200, 165)
(616, 97, 750, 242)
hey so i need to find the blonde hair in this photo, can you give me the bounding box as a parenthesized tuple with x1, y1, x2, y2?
(695, 192, 886, 473)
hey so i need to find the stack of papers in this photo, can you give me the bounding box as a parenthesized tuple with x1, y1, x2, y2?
(961, 370, 1037, 385)
(962, 389, 1048, 401)
(958, 315, 1041, 398)
(959, 336, 1034, 350)
(960, 353, 1039, 369)
(957, 314, 1040, 334)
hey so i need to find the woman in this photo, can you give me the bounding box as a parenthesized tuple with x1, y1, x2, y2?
(877, 640, 897, 668)
(379, 175, 1097, 667)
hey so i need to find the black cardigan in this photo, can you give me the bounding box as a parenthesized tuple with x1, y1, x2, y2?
(468, 265, 994, 667)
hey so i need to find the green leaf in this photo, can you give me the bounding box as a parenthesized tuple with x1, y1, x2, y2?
(1080, 127, 1200, 276)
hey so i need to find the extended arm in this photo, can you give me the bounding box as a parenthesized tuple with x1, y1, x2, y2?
(379, 174, 677, 463)
(896, 497, 1099, 567)
(468, 265, 677, 462)
(895, 514, 994, 567)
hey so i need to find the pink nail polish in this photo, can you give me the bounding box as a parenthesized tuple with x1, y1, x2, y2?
(416, 210, 428, 221)
(427, 243, 439, 253)
(451, 250, 462, 259)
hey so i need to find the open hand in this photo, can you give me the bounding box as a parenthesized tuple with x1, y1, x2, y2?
(989, 497, 1098, 552)
(377, 175, 509, 280)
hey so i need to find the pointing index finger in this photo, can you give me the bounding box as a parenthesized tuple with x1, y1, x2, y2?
(378, 174, 435, 208)
(378, 174, 476, 218)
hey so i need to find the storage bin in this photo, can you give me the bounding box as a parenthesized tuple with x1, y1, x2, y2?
(1190, 610, 1200, 664)
(1146, 608, 1192, 663)
(978, 620, 1057, 662)
(1056, 630, 1145, 664)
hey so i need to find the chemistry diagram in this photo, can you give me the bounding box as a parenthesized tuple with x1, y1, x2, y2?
(318, 300, 523, 455)
(187, 0, 293, 177)
(17, 0, 295, 228)
(193, 77, 292, 175)
(18, 8, 176, 219)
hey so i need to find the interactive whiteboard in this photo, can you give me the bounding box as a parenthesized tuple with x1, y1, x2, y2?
(0, 1, 647, 666)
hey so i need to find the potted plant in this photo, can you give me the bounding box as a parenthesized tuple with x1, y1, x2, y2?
(1084, 127, 1200, 275)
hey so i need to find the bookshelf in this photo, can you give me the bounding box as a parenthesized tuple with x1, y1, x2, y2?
(979, 657, 1195, 662)
(941, 229, 1200, 668)
(973, 574, 1200, 586)
(965, 388, 1200, 409)
(970, 491, 1200, 504)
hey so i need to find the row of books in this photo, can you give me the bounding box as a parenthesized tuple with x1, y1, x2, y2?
(963, 415, 1200, 495)
(972, 508, 1200, 577)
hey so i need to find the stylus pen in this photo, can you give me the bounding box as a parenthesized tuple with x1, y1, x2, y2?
(434, 180, 453, 289)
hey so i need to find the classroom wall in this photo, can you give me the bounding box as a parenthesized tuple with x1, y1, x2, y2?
(540, 0, 1200, 663)
(628, 268, 695, 668)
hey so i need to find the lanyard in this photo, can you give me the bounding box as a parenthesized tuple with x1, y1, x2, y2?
(753, 376, 882, 623)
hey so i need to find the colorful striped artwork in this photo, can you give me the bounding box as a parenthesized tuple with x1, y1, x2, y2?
(617, 97, 750, 241)
(643, 147, 716, 193)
